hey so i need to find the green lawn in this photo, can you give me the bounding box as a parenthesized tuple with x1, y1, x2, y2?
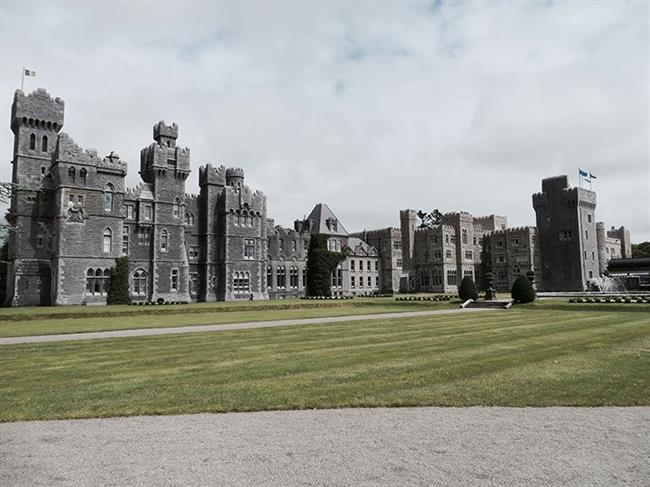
(0, 299, 455, 337)
(1, 305, 647, 422)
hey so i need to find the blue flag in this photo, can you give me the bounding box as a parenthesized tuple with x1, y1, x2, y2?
(578, 169, 589, 177)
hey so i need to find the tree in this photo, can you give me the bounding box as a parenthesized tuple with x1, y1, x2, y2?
(107, 256, 131, 305)
(511, 274, 536, 303)
(458, 276, 479, 301)
(632, 242, 650, 258)
(305, 234, 346, 297)
(416, 209, 443, 229)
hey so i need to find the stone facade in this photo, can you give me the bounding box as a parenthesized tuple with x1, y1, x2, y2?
(6, 89, 268, 306)
(5, 90, 635, 305)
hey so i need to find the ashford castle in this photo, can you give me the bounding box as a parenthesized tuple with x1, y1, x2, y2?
(4, 89, 634, 306)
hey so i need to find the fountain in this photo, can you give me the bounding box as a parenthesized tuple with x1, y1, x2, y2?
(589, 276, 626, 294)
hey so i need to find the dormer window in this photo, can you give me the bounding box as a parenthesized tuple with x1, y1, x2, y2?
(326, 217, 338, 232)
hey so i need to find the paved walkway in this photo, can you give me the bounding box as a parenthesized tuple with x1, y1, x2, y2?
(0, 307, 490, 345)
(1, 407, 647, 486)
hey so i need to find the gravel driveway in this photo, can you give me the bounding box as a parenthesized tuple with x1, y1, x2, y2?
(1, 407, 648, 486)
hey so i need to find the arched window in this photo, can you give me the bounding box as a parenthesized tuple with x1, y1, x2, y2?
(104, 183, 114, 212)
(29, 133, 36, 150)
(41, 135, 48, 152)
(461, 229, 468, 245)
(68, 166, 76, 183)
(132, 269, 148, 296)
(267, 266, 273, 289)
(160, 229, 168, 251)
(94, 268, 103, 294)
(185, 213, 195, 226)
(173, 197, 181, 218)
(79, 168, 87, 185)
(233, 271, 250, 294)
(86, 269, 94, 293)
(103, 228, 112, 253)
(103, 269, 111, 294)
(277, 266, 286, 289)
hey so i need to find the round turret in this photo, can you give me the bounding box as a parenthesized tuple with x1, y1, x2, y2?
(226, 167, 245, 188)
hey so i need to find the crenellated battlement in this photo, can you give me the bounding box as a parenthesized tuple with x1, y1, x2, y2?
(97, 151, 127, 175)
(199, 164, 226, 186)
(153, 121, 178, 140)
(11, 88, 64, 133)
(54, 133, 100, 165)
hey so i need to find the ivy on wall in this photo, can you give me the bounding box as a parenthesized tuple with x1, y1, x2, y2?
(305, 234, 346, 297)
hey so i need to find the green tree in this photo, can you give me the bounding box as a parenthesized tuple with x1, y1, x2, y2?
(458, 276, 479, 301)
(632, 242, 650, 258)
(306, 234, 346, 297)
(107, 256, 131, 305)
(511, 274, 536, 303)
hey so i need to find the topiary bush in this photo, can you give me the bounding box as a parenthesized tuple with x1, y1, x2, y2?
(305, 234, 346, 297)
(511, 274, 536, 303)
(458, 276, 479, 301)
(107, 256, 132, 305)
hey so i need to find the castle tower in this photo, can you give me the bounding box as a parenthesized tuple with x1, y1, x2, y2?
(596, 222, 607, 276)
(399, 210, 417, 272)
(6, 88, 65, 306)
(532, 175, 599, 291)
(139, 121, 191, 302)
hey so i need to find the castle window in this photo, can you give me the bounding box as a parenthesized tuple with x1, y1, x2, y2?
(367, 260, 371, 271)
(585, 230, 589, 240)
(461, 229, 468, 244)
(143, 204, 152, 220)
(397, 259, 402, 267)
(189, 246, 199, 260)
(86, 268, 109, 295)
(102, 269, 110, 294)
(233, 271, 250, 294)
(94, 269, 103, 294)
(290, 267, 299, 288)
(171, 269, 179, 291)
(126, 205, 135, 220)
(173, 198, 181, 218)
(185, 213, 194, 226)
(445, 250, 452, 260)
(243, 239, 255, 259)
(29, 133, 36, 150)
(79, 168, 87, 185)
(68, 166, 75, 183)
(291, 240, 297, 252)
(446, 269, 457, 286)
(132, 269, 148, 296)
(351, 276, 356, 288)
(367, 276, 371, 287)
(103, 228, 112, 253)
(103, 183, 114, 212)
(302, 267, 306, 287)
(473, 237, 477, 245)
(559, 230, 572, 241)
(393, 241, 401, 250)
(189, 273, 198, 294)
(267, 266, 273, 289)
(138, 229, 151, 246)
(351, 260, 355, 271)
(278, 239, 284, 252)
(86, 269, 93, 294)
(41, 166, 45, 175)
(587, 214, 592, 223)
(122, 226, 129, 255)
(160, 229, 168, 251)
(465, 251, 473, 260)
(277, 266, 286, 289)
(41, 135, 48, 152)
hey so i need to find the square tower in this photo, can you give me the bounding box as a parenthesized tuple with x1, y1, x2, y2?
(532, 175, 599, 291)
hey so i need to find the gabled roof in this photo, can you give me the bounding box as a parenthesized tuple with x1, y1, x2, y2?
(305, 203, 348, 236)
(346, 237, 378, 257)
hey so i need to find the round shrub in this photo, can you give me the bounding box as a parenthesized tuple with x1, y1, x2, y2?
(511, 274, 536, 303)
(458, 276, 479, 301)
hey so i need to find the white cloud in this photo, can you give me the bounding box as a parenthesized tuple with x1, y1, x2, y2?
(1, 0, 648, 240)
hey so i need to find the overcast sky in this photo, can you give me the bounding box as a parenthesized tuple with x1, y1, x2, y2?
(1, 0, 648, 241)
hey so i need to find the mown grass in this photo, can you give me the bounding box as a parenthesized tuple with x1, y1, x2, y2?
(1, 306, 647, 421)
(0, 299, 456, 337)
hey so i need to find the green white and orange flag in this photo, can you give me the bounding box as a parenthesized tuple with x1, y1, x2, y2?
(24, 68, 36, 77)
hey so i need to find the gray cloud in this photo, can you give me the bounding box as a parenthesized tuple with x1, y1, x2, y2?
(1, 0, 648, 241)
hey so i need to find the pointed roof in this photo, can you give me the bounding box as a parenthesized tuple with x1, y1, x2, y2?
(305, 203, 348, 236)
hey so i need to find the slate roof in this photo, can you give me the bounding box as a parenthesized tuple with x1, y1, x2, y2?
(305, 203, 349, 236)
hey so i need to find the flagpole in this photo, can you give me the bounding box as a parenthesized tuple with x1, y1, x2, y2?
(21, 66, 24, 91)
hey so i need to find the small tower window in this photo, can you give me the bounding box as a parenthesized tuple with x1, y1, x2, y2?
(173, 197, 181, 218)
(104, 183, 114, 212)
(41, 135, 48, 152)
(160, 229, 168, 251)
(68, 166, 76, 183)
(80, 168, 87, 185)
(29, 133, 36, 150)
(103, 228, 113, 253)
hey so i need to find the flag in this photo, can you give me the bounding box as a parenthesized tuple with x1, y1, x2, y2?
(24, 69, 36, 77)
(578, 169, 589, 178)
(589, 172, 597, 180)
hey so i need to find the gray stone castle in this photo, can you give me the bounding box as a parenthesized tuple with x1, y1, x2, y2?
(4, 89, 633, 306)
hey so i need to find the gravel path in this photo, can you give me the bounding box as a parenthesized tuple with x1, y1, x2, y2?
(1, 407, 647, 486)
(0, 308, 489, 345)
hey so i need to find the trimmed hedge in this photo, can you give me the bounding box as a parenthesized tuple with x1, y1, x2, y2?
(107, 257, 131, 305)
(511, 275, 536, 303)
(458, 276, 479, 301)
